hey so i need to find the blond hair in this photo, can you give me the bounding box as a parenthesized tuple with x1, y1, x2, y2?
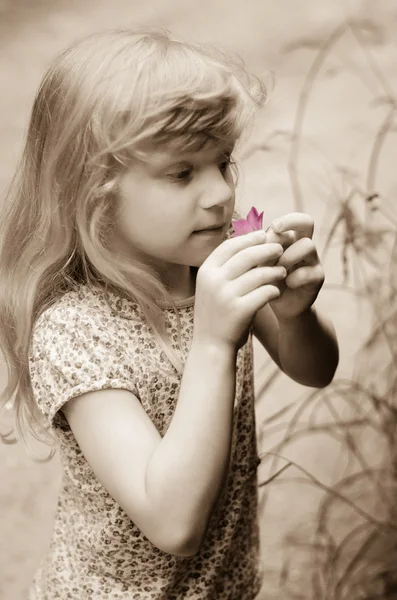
(0, 27, 268, 459)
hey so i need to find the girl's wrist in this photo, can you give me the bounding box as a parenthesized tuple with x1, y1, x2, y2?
(190, 335, 238, 362)
(276, 305, 316, 328)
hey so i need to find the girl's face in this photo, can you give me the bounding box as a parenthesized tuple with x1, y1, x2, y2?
(110, 143, 236, 293)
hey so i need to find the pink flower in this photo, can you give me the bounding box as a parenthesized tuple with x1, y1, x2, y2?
(231, 206, 264, 237)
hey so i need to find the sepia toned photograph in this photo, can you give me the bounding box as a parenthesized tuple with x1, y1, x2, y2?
(0, 0, 396, 598)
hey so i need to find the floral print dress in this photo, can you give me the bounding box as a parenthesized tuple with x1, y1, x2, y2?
(27, 280, 264, 600)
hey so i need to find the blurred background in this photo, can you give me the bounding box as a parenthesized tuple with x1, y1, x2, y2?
(1, 0, 397, 598)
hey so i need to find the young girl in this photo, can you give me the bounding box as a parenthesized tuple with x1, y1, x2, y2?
(0, 28, 339, 599)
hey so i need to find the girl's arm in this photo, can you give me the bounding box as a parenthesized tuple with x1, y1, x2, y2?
(252, 302, 339, 388)
(63, 338, 238, 557)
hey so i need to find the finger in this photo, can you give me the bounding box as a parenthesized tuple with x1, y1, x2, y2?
(264, 228, 296, 250)
(285, 264, 325, 290)
(204, 229, 267, 268)
(225, 243, 284, 280)
(230, 265, 287, 296)
(242, 284, 282, 310)
(270, 213, 314, 239)
(276, 237, 319, 270)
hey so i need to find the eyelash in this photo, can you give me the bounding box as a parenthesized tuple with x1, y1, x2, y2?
(170, 158, 235, 183)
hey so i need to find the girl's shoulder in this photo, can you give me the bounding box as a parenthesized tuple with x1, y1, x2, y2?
(29, 283, 142, 429)
(31, 283, 138, 358)
(34, 283, 134, 332)
(30, 283, 150, 362)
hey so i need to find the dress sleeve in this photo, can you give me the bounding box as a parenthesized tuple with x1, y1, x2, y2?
(28, 305, 139, 428)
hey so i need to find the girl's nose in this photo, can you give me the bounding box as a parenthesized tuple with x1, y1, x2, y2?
(202, 167, 234, 208)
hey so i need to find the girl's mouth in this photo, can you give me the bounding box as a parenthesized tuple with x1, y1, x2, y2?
(193, 226, 224, 235)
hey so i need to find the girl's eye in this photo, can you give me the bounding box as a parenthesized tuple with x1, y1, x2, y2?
(220, 157, 234, 173)
(170, 168, 193, 182)
(169, 157, 234, 183)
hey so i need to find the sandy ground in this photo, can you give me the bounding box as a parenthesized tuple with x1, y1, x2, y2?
(0, 0, 396, 598)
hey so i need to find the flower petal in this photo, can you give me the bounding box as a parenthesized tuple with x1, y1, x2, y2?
(231, 206, 265, 237)
(246, 206, 264, 229)
(230, 219, 256, 237)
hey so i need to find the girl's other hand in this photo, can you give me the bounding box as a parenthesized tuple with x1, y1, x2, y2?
(263, 213, 325, 321)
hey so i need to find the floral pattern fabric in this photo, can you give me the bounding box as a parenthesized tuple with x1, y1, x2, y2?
(27, 279, 264, 600)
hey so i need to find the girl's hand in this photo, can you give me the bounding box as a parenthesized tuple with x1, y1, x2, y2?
(264, 213, 325, 321)
(193, 230, 286, 351)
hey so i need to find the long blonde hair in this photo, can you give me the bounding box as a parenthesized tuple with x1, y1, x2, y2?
(0, 27, 268, 459)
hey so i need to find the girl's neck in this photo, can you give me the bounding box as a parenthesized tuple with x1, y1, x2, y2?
(154, 266, 197, 309)
(170, 266, 197, 301)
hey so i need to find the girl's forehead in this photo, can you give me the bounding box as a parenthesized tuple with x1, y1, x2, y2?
(142, 144, 234, 168)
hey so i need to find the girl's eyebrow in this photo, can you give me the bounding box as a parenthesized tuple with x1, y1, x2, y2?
(146, 156, 190, 174)
(153, 147, 234, 170)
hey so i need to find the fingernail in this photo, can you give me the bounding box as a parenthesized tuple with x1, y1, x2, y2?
(279, 266, 287, 277)
(272, 220, 283, 232)
(272, 244, 283, 255)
